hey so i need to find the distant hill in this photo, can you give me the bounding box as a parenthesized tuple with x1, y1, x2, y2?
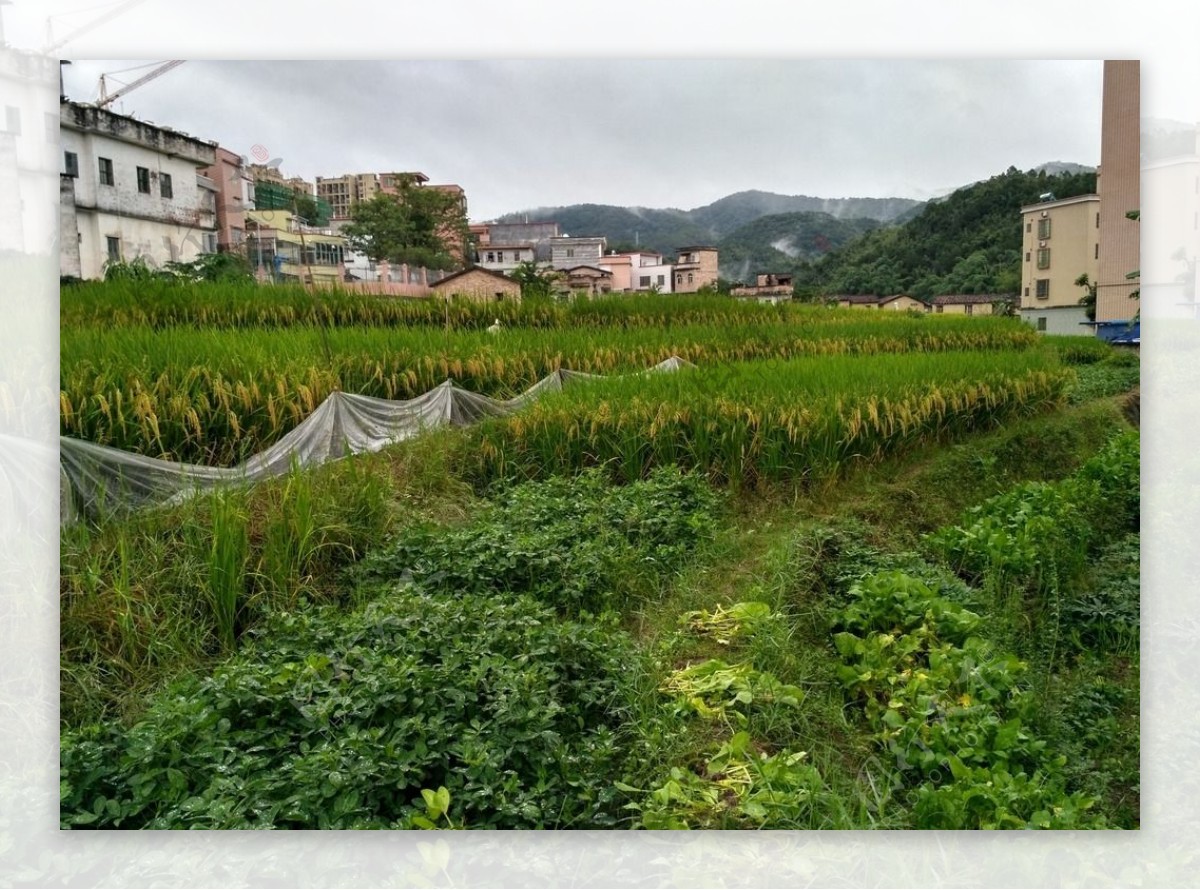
(491, 167, 1098, 291)
(492, 190, 922, 263)
(1034, 161, 1096, 176)
(717, 212, 882, 283)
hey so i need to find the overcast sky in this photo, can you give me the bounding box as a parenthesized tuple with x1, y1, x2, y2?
(57, 59, 1105, 221)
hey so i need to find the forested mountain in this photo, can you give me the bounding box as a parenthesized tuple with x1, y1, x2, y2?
(717, 212, 882, 283)
(491, 166, 1096, 295)
(492, 191, 921, 261)
(790, 166, 1099, 299)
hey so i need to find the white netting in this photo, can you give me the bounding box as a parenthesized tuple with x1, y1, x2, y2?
(59, 356, 694, 522)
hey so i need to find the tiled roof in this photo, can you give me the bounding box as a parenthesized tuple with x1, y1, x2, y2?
(930, 294, 1015, 305)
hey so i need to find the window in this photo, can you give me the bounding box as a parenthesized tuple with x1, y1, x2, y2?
(98, 157, 114, 186)
(965, 304, 973, 316)
(676, 274, 683, 285)
(657, 275, 665, 286)
(63, 151, 79, 178)
(106, 236, 121, 262)
(1025, 251, 1031, 262)
(1024, 287, 1030, 297)
(137, 166, 151, 194)
(1026, 222, 1032, 233)
(687, 273, 694, 284)
(486, 252, 495, 263)
(1096, 212, 1101, 228)
(1036, 317, 1047, 332)
(1095, 243, 1100, 259)
(1036, 279, 1050, 299)
(566, 248, 575, 258)
(160, 173, 173, 199)
(639, 276, 651, 287)
(1036, 248, 1050, 270)
(3, 105, 20, 135)
(1037, 218, 1051, 239)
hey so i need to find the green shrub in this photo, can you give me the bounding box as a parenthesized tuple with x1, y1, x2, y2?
(61, 588, 643, 829)
(353, 467, 721, 614)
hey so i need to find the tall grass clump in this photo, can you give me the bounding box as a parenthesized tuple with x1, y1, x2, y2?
(60, 450, 411, 728)
(198, 489, 251, 652)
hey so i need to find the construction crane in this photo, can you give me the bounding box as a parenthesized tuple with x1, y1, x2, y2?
(97, 60, 185, 108)
(42, 0, 152, 55)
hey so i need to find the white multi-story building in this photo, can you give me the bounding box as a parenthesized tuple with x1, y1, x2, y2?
(59, 99, 218, 279)
(476, 242, 535, 273)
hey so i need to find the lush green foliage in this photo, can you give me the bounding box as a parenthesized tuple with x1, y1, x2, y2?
(792, 168, 1097, 298)
(340, 181, 468, 271)
(831, 570, 1105, 828)
(353, 467, 720, 615)
(927, 431, 1139, 592)
(61, 468, 725, 829)
(61, 588, 641, 829)
(718, 212, 881, 283)
(60, 436, 465, 728)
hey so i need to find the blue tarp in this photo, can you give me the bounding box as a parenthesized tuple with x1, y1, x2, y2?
(1086, 320, 1140, 345)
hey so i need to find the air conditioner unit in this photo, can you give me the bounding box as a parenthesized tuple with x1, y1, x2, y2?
(1039, 241, 1046, 248)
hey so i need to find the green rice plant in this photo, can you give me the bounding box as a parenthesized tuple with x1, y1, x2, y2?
(469, 351, 1070, 488)
(199, 489, 251, 652)
(62, 307, 1042, 462)
(258, 463, 323, 604)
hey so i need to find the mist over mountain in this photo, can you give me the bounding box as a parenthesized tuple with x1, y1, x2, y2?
(490, 166, 1095, 284)
(492, 190, 921, 263)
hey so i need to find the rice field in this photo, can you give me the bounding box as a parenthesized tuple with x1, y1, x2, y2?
(468, 351, 1070, 487)
(62, 309, 1041, 465)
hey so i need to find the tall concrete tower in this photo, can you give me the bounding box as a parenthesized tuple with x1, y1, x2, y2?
(1096, 60, 1141, 322)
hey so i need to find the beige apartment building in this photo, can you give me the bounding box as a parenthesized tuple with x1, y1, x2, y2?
(1019, 194, 1100, 335)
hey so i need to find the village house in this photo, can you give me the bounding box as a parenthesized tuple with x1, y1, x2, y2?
(59, 98, 218, 279)
(596, 251, 673, 292)
(931, 294, 1015, 316)
(833, 294, 927, 311)
(555, 265, 614, 297)
(673, 246, 719, 292)
(244, 208, 345, 285)
(476, 242, 536, 273)
(550, 235, 607, 270)
(732, 273, 794, 298)
(430, 266, 521, 303)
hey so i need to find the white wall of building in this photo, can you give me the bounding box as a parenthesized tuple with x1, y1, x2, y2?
(60, 105, 216, 278)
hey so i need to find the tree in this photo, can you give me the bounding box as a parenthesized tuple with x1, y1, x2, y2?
(341, 180, 469, 272)
(1075, 273, 1098, 322)
(293, 192, 321, 226)
(510, 261, 561, 301)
